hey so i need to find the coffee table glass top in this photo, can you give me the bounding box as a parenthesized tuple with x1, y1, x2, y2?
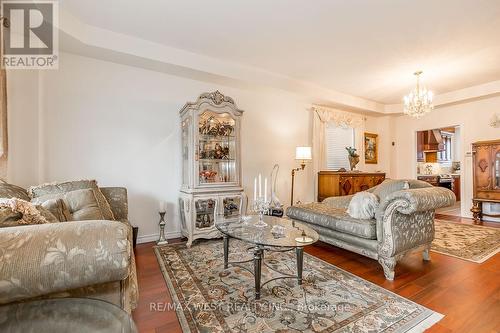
(0, 298, 137, 333)
(216, 215, 319, 247)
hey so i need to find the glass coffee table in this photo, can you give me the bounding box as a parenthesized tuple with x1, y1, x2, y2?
(0, 298, 137, 333)
(216, 215, 319, 300)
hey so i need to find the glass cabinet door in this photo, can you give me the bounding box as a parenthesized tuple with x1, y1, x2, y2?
(221, 196, 242, 221)
(197, 110, 237, 185)
(194, 198, 217, 230)
(181, 117, 190, 187)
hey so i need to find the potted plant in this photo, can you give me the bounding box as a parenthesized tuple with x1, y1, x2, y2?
(345, 146, 360, 171)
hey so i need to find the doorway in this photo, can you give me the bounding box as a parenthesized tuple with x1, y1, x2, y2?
(415, 125, 462, 217)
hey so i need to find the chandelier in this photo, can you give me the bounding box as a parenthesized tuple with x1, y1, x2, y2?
(403, 71, 433, 118)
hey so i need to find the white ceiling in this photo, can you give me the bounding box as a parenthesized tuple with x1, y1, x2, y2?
(62, 0, 500, 104)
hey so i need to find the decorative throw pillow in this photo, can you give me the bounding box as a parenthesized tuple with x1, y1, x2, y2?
(0, 198, 51, 225)
(372, 179, 410, 203)
(28, 180, 115, 220)
(0, 207, 23, 228)
(347, 191, 379, 219)
(32, 188, 104, 221)
(40, 198, 73, 222)
(0, 180, 30, 201)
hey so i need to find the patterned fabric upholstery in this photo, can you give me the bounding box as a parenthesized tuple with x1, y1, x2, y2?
(28, 180, 115, 221)
(287, 203, 377, 240)
(0, 185, 138, 313)
(286, 179, 456, 280)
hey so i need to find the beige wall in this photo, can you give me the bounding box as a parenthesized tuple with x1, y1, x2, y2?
(10, 52, 316, 242)
(6, 70, 41, 187)
(392, 96, 500, 217)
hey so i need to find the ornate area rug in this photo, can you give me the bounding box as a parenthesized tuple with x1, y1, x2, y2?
(432, 219, 500, 263)
(155, 240, 442, 332)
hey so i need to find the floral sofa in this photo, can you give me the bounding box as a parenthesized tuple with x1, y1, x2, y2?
(0, 181, 138, 313)
(287, 179, 456, 280)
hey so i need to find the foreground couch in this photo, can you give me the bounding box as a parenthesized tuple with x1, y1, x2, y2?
(0, 181, 138, 313)
(287, 179, 456, 280)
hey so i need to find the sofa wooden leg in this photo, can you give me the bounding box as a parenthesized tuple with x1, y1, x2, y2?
(422, 245, 431, 261)
(378, 257, 396, 280)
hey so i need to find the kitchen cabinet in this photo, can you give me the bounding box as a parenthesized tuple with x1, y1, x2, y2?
(317, 171, 385, 202)
(452, 175, 460, 201)
(417, 175, 439, 186)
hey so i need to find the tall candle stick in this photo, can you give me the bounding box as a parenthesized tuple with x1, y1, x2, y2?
(258, 173, 262, 198)
(159, 201, 166, 213)
(264, 178, 268, 202)
(254, 177, 257, 201)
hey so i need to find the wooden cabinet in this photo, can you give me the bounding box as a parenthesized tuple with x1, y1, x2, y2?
(416, 131, 425, 162)
(452, 175, 460, 201)
(417, 175, 439, 186)
(317, 171, 385, 202)
(471, 140, 500, 222)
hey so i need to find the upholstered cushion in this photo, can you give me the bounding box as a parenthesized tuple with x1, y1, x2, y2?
(0, 181, 30, 201)
(41, 198, 73, 222)
(287, 203, 377, 240)
(36, 206, 60, 224)
(28, 180, 115, 220)
(347, 192, 379, 219)
(32, 189, 105, 221)
(372, 179, 410, 202)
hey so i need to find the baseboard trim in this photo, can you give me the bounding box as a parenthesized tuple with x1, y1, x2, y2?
(137, 231, 182, 244)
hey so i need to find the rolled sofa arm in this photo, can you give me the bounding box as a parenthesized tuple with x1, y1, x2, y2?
(322, 194, 354, 209)
(379, 187, 456, 215)
(0, 220, 130, 305)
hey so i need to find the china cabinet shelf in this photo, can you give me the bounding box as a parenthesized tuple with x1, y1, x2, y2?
(179, 91, 246, 247)
(198, 159, 236, 162)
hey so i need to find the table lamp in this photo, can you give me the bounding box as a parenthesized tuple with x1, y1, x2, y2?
(291, 146, 312, 206)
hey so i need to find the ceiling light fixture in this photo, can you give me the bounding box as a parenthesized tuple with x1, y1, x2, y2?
(403, 71, 433, 118)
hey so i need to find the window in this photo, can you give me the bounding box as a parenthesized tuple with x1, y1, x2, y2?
(325, 125, 355, 170)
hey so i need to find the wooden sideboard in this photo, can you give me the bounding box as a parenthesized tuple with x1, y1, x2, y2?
(318, 171, 386, 202)
(471, 139, 500, 222)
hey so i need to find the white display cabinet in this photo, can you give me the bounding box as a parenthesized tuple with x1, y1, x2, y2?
(179, 91, 246, 247)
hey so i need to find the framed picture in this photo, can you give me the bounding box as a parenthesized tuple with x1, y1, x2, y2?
(364, 132, 378, 164)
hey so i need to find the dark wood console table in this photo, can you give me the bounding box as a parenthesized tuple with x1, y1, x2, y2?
(317, 171, 385, 202)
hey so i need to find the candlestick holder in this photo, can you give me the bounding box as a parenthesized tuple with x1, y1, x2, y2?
(252, 197, 270, 227)
(157, 211, 168, 245)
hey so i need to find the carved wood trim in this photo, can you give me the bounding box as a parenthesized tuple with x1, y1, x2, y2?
(478, 159, 488, 172)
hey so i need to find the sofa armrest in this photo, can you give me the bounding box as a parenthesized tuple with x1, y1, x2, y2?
(0, 220, 130, 305)
(376, 187, 455, 258)
(322, 195, 354, 209)
(100, 187, 128, 221)
(379, 187, 456, 215)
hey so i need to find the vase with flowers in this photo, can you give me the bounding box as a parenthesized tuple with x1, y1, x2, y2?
(346, 146, 360, 171)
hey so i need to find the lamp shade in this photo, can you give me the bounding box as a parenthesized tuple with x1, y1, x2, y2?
(295, 146, 312, 160)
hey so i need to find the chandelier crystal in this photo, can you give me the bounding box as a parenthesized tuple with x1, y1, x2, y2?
(403, 71, 433, 118)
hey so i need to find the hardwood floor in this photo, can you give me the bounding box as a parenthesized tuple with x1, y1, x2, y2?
(132, 215, 500, 333)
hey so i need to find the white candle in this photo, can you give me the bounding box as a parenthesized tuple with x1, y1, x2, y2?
(264, 178, 268, 202)
(258, 173, 262, 198)
(254, 177, 257, 201)
(159, 201, 166, 213)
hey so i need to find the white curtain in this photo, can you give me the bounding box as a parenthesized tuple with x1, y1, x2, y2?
(311, 105, 365, 198)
